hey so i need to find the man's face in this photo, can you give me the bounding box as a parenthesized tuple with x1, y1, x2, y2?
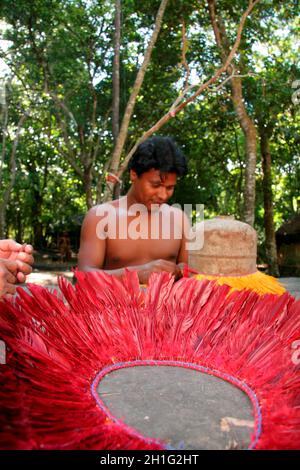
(130, 169, 177, 210)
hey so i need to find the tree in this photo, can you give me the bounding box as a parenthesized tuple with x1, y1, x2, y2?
(0, 79, 28, 238)
(1, 0, 114, 208)
(245, 13, 299, 275)
(207, 0, 259, 226)
(103, 0, 170, 201)
(109, 0, 260, 194)
(1, 0, 298, 263)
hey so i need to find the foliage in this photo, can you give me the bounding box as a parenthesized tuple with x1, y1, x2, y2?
(0, 0, 299, 258)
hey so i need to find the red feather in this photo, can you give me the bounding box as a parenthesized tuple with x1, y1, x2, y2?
(0, 270, 299, 449)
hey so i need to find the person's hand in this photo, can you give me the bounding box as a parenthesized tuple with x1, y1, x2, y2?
(138, 259, 183, 284)
(176, 262, 188, 278)
(0, 240, 34, 283)
(0, 259, 18, 299)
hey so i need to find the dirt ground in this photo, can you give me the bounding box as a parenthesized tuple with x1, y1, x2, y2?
(27, 270, 74, 287)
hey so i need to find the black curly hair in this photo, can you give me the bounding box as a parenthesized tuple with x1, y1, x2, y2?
(128, 136, 188, 177)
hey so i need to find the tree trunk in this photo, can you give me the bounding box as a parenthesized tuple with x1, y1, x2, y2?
(102, 0, 169, 202)
(233, 126, 243, 218)
(231, 77, 257, 226)
(0, 206, 5, 239)
(207, 0, 257, 226)
(0, 81, 9, 238)
(0, 113, 27, 238)
(259, 126, 279, 277)
(15, 189, 23, 243)
(112, 0, 121, 200)
(32, 191, 44, 249)
(83, 168, 93, 209)
(112, 0, 121, 143)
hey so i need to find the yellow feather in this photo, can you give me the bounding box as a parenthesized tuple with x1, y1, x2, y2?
(194, 271, 286, 296)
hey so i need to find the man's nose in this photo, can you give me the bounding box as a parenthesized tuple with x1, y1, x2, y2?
(157, 187, 168, 201)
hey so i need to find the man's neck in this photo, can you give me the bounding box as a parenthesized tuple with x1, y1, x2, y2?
(126, 187, 141, 207)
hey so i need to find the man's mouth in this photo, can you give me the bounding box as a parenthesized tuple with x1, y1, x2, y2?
(150, 200, 164, 205)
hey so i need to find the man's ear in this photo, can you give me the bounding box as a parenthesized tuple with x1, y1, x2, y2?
(130, 169, 138, 182)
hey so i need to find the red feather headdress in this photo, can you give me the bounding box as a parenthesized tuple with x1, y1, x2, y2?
(0, 271, 299, 450)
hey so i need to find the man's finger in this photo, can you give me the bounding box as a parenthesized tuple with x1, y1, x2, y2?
(16, 260, 33, 275)
(0, 239, 22, 252)
(173, 267, 182, 281)
(177, 262, 186, 270)
(23, 244, 34, 254)
(6, 272, 17, 284)
(16, 272, 26, 283)
(3, 260, 18, 274)
(0, 268, 16, 284)
(176, 263, 186, 276)
(17, 252, 34, 265)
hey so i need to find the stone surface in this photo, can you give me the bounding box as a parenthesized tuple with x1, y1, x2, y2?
(97, 366, 255, 450)
(279, 277, 300, 300)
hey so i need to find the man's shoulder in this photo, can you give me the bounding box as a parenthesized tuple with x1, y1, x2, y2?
(86, 200, 117, 217)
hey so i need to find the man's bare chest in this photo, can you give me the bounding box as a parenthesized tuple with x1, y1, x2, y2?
(101, 207, 183, 268)
(104, 237, 180, 269)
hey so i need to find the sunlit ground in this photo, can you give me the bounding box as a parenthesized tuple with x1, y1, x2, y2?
(26, 271, 74, 287)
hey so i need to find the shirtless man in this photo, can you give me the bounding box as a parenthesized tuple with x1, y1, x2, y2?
(78, 136, 189, 284)
(0, 239, 34, 298)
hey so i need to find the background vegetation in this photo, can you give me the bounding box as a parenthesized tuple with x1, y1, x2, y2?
(0, 0, 299, 273)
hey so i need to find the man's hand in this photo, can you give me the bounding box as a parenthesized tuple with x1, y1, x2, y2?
(138, 259, 184, 284)
(0, 240, 34, 283)
(0, 259, 19, 299)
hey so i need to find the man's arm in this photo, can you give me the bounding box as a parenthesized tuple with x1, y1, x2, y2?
(78, 206, 106, 270)
(78, 205, 144, 277)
